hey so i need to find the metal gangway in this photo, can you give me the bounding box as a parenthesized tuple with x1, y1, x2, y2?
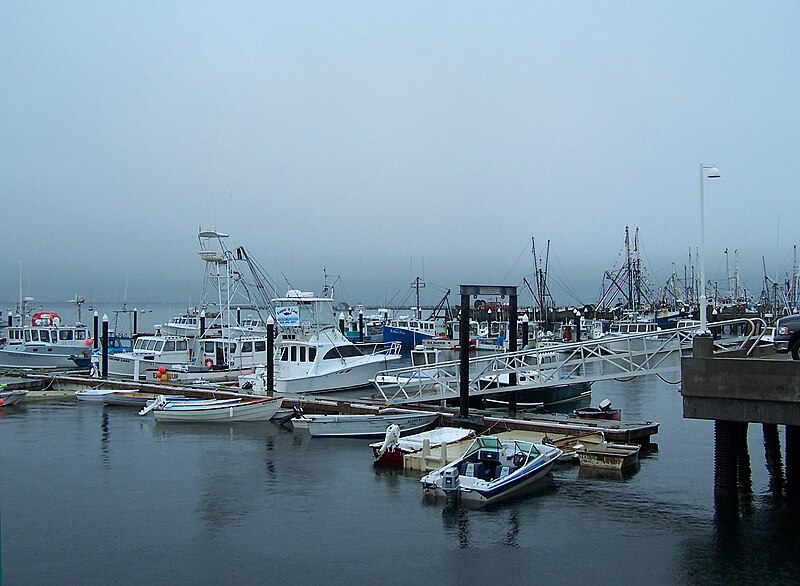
(372, 318, 768, 405)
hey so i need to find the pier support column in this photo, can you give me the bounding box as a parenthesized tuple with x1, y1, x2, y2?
(714, 420, 739, 491)
(786, 425, 800, 495)
(266, 317, 275, 396)
(507, 293, 518, 412)
(459, 292, 470, 418)
(101, 314, 109, 380)
(132, 308, 138, 336)
(521, 315, 529, 349)
(93, 311, 99, 350)
(358, 310, 364, 343)
(735, 421, 752, 493)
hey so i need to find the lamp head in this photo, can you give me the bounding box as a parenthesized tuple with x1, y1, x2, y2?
(705, 165, 721, 179)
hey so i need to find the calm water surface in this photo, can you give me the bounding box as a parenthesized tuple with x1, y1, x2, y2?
(2, 358, 800, 584)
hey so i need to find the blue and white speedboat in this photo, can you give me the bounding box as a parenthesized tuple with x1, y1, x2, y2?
(420, 436, 561, 505)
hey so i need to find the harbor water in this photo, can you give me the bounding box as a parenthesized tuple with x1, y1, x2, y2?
(3, 353, 800, 585)
(1, 300, 799, 583)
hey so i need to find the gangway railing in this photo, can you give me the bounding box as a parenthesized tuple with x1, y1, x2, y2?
(372, 317, 767, 405)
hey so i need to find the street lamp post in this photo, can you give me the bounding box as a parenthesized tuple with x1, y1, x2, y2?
(698, 163, 721, 335)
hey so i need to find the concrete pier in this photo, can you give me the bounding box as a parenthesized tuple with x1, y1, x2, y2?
(682, 335, 800, 496)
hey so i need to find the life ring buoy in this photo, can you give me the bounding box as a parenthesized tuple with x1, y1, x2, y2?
(204, 357, 214, 369)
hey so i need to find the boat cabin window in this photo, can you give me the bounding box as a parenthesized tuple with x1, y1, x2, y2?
(280, 347, 288, 361)
(177, 340, 187, 351)
(309, 347, 317, 361)
(241, 341, 253, 353)
(164, 341, 176, 352)
(25, 330, 32, 342)
(59, 330, 73, 341)
(290, 346, 297, 361)
(299, 346, 306, 362)
(323, 345, 363, 359)
(254, 341, 266, 352)
(39, 331, 50, 343)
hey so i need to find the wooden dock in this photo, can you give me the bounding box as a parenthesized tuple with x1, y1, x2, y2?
(5, 372, 659, 446)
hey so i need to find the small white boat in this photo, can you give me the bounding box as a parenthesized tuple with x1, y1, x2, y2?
(76, 389, 124, 403)
(102, 392, 185, 407)
(301, 408, 440, 438)
(149, 395, 283, 423)
(369, 425, 476, 466)
(420, 436, 561, 505)
(0, 389, 29, 406)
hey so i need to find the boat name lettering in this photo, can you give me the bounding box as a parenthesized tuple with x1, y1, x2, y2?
(276, 306, 300, 327)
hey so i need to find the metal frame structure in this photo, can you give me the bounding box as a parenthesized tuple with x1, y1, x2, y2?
(372, 317, 767, 405)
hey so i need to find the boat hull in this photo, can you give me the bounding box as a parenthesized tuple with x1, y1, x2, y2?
(153, 397, 282, 423)
(0, 390, 29, 406)
(277, 355, 402, 394)
(306, 411, 439, 438)
(382, 326, 433, 348)
(482, 381, 592, 409)
(0, 348, 89, 370)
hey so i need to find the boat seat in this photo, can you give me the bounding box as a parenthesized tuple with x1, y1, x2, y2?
(464, 462, 485, 479)
(497, 466, 511, 479)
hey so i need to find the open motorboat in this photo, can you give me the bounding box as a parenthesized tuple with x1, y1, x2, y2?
(295, 408, 440, 438)
(143, 395, 283, 423)
(573, 398, 621, 420)
(274, 290, 402, 393)
(420, 436, 561, 505)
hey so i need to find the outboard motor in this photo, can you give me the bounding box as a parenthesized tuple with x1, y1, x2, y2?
(251, 365, 266, 395)
(376, 424, 401, 459)
(442, 466, 460, 492)
(441, 467, 461, 505)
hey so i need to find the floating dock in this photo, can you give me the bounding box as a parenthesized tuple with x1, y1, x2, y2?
(5, 372, 659, 445)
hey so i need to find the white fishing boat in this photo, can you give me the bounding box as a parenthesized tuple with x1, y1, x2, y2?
(104, 334, 193, 380)
(274, 290, 402, 393)
(146, 395, 283, 423)
(601, 318, 661, 353)
(0, 310, 93, 370)
(299, 408, 440, 438)
(420, 436, 561, 505)
(370, 345, 451, 394)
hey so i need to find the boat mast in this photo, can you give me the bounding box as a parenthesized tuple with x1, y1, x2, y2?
(412, 276, 425, 319)
(793, 245, 799, 309)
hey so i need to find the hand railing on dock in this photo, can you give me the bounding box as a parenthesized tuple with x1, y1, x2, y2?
(372, 317, 767, 405)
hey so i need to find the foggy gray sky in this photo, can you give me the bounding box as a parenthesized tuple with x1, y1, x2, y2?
(2, 2, 798, 309)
